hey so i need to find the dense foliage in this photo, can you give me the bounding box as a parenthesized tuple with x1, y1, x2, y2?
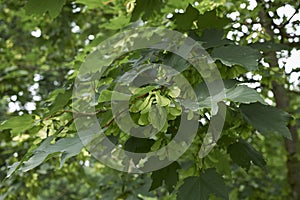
(0, 0, 299, 199)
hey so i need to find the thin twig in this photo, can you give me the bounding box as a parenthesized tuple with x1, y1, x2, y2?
(103, 108, 128, 128)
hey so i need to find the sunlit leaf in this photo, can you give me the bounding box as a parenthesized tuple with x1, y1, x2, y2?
(0, 114, 35, 136)
(24, 0, 66, 19)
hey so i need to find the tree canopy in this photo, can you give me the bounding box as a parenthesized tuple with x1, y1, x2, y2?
(0, 0, 300, 199)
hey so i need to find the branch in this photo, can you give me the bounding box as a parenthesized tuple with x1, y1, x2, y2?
(64, 109, 107, 117)
(284, 41, 300, 49)
(280, 3, 300, 28)
(103, 108, 128, 128)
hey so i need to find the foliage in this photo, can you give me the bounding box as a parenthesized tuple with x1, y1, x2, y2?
(1, 0, 300, 199)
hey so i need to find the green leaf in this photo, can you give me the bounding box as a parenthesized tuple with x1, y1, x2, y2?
(177, 168, 230, 200)
(75, 0, 106, 9)
(103, 15, 130, 30)
(169, 106, 182, 117)
(148, 104, 167, 130)
(124, 137, 155, 153)
(228, 139, 266, 170)
(138, 113, 150, 125)
(24, 0, 66, 19)
(22, 152, 49, 172)
(150, 162, 181, 192)
(21, 136, 83, 172)
(163, 54, 190, 73)
(168, 86, 181, 98)
(0, 114, 34, 136)
(138, 95, 152, 111)
(140, 97, 154, 114)
(197, 10, 231, 31)
(98, 90, 130, 103)
(250, 41, 291, 52)
(226, 85, 265, 104)
(239, 103, 291, 139)
(6, 162, 21, 178)
(205, 150, 231, 175)
(185, 82, 264, 111)
(131, 85, 157, 99)
(173, 4, 199, 30)
(211, 45, 260, 71)
(131, 0, 162, 21)
(49, 90, 72, 115)
(187, 110, 194, 120)
(155, 92, 170, 106)
(59, 138, 84, 168)
(195, 79, 239, 100)
(199, 29, 232, 49)
(165, 0, 194, 9)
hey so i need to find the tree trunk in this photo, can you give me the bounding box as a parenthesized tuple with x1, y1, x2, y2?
(272, 81, 300, 199)
(258, 8, 300, 199)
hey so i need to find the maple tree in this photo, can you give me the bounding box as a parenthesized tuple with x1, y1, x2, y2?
(0, 0, 299, 199)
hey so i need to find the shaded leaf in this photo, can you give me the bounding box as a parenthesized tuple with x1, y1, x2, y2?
(6, 162, 21, 178)
(199, 29, 232, 49)
(150, 162, 181, 192)
(228, 139, 266, 170)
(21, 136, 83, 172)
(49, 90, 72, 115)
(192, 81, 264, 111)
(240, 103, 291, 139)
(250, 41, 291, 52)
(59, 138, 84, 168)
(124, 137, 155, 153)
(173, 4, 199, 30)
(163, 53, 190, 73)
(197, 10, 231, 31)
(22, 152, 48, 172)
(226, 85, 265, 104)
(177, 168, 229, 200)
(211, 45, 260, 71)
